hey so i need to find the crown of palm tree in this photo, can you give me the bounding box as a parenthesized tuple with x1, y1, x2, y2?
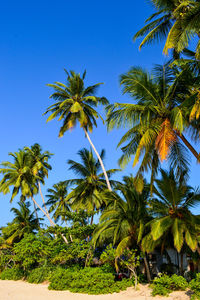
(134, 0, 200, 58)
(44, 70, 108, 136)
(65, 148, 119, 213)
(93, 176, 150, 257)
(0, 201, 41, 246)
(0, 150, 39, 202)
(24, 143, 53, 179)
(45, 181, 70, 224)
(142, 169, 200, 253)
(107, 64, 200, 188)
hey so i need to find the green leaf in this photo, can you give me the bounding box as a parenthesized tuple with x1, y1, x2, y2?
(172, 219, 184, 253)
(151, 216, 172, 241)
(70, 102, 82, 113)
(185, 230, 197, 252)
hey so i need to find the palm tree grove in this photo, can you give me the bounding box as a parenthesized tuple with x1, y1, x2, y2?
(2, 0, 200, 299)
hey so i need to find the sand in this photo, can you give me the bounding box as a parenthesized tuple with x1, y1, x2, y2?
(0, 280, 191, 300)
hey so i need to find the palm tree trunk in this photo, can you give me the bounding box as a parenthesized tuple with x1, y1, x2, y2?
(31, 195, 69, 244)
(38, 182, 70, 242)
(90, 214, 94, 225)
(83, 127, 112, 191)
(144, 253, 152, 282)
(38, 181, 50, 216)
(31, 195, 54, 225)
(176, 132, 200, 161)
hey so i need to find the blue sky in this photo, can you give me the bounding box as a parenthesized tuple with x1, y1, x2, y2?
(0, 0, 200, 226)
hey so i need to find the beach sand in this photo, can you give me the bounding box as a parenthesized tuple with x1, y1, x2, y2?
(0, 280, 191, 300)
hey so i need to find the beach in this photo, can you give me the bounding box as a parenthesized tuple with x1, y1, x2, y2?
(0, 280, 191, 300)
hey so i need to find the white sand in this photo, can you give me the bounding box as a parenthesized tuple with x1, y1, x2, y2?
(0, 280, 191, 300)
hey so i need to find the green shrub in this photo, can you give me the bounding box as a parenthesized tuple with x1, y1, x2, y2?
(49, 267, 133, 294)
(100, 263, 115, 274)
(27, 266, 55, 284)
(189, 273, 200, 300)
(152, 284, 170, 297)
(151, 274, 188, 297)
(0, 267, 24, 280)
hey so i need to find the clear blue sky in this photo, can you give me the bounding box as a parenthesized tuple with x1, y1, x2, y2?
(0, 0, 199, 226)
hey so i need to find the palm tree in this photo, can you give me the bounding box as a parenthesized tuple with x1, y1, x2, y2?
(93, 175, 152, 281)
(107, 64, 199, 188)
(133, 0, 200, 58)
(0, 149, 69, 244)
(45, 181, 71, 224)
(24, 143, 53, 223)
(43, 70, 112, 191)
(65, 148, 119, 224)
(0, 201, 41, 246)
(0, 150, 53, 225)
(142, 169, 200, 261)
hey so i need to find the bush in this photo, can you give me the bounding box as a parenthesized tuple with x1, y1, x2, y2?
(49, 267, 133, 294)
(0, 267, 24, 280)
(189, 273, 200, 300)
(100, 263, 115, 274)
(151, 274, 188, 297)
(27, 266, 55, 284)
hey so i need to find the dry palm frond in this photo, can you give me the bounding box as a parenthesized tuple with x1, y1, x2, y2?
(155, 119, 177, 161)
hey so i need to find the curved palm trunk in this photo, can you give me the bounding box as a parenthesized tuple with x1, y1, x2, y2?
(83, 128, 112, 191)
(38, 181, 50, 216)
(31, 195, 69, 244)
(176, 132, 200, 162)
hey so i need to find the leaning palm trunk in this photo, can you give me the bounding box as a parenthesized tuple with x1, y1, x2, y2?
(176, 132, 200, 162)
(38, 183, 69, 244)
(83, 127, 112, 191)
(31, 195, 68, 244)
(38, 181, 50, 217)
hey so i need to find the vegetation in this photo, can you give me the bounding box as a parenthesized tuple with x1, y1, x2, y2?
(133, 0, 200, 58)
(189, 273, 200, 300)
(48, 267, 133, 294)
(1, 0, 200, 297)
(151, 274, 188, 296)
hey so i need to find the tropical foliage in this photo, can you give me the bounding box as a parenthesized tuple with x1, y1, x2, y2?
(44, 69, 112, 190)
(1, 0, 200, 296)
(107, 63, 200, 189)
(141, 169, 200, 254)
(65, 148, 118, 223)
(133, 0, 200, 58)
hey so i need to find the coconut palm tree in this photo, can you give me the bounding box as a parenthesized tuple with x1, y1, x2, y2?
(0, 201, 41, 246)
(93, 175, 150, 252)
(107, 64, 200, 188)
(0, 150, 49, 221)
(65, 148, 119, 224)
(133, 0, 200, 58)
(45, 181, 71, 224)
(0, 149, 69, 244)
(92, 175, 152, 281)
(24, 143, 53, 222)
(142, 169, 200, 259)
(44, 70, 112, 191)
